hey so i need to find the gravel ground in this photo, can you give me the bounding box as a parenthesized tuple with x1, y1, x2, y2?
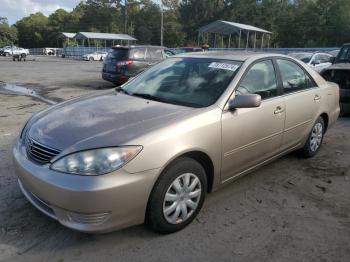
(0, 55, 349, 262)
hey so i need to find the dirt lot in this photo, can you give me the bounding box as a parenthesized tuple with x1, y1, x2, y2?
(0, 55, 349, 262)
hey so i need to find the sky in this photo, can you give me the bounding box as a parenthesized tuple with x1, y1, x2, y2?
(0, 0, 82, 25)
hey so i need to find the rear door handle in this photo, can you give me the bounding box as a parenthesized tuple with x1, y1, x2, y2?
(274, 106, 285, 115)
(314, 95, 321, 101)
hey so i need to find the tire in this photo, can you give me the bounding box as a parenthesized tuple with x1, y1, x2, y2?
(146, 157, 207, 234)
(298, 116, 325, 158)
(89, 57, 94, 61)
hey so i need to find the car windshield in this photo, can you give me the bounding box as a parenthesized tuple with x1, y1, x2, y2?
(121, 58, 242, 108)
(300, 56, 313, 63)
(290, 53, 313, 63)
(336, 46, 350, 63)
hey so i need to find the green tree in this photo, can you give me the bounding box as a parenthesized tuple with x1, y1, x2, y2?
(15, 12, 49, 47)
(0, 17, 18, 47)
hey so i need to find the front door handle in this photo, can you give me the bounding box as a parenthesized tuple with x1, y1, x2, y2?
(314, 95, 321, 101)
(274, 106, 285, 115)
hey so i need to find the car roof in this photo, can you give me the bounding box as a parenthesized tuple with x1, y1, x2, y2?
(174, 51, 290, 62)
(111, 45, 165, 49)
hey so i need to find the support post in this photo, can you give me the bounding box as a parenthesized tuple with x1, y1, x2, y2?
(261, 33, 264, 49)
(214, 33, 217, 48)
(228, 34, 231, 48)
(198, 31, 200, 46)
(238, 29, 242, 48)
(254, 32, 257, 49)
(246, 30, 250, 49)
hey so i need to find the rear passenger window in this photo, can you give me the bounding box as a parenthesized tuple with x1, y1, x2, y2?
(277, 59, 316, 94)
(129, 48, 146, 60)
(147, 48, 163, 60)
(236, 60, 278, 99)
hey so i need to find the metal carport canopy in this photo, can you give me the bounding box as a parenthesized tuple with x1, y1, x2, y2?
(60, 32, 76, 39)
(74, 32, 137, 41)
(198, 20, 272, 35)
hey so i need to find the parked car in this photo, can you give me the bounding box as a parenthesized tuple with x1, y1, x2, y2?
(288, 52, 333, 73)
(14, 52, 339, 234)
(82, 51, 108, 61)
(2, 46, 29, 56)
(42, 48, 61, 56)
(102, 45, 167, 85)
(321, 43, 350, 115)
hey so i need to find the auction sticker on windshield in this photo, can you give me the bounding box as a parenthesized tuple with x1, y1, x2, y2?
(208, 62, 239, 72)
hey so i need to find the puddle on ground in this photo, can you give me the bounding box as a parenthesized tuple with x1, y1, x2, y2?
(0, 83, 57, 105)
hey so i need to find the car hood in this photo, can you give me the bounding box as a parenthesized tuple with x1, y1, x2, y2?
(27, 91, 195, 153)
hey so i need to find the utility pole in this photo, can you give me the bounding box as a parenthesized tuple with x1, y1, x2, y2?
(124, 0, 128, 34)
(160, 0, 164, 46)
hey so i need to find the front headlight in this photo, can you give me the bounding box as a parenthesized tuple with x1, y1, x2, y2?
(50, 146, 142, 176)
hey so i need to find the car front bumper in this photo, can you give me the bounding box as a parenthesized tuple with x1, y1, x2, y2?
(13, 141, 160, 233)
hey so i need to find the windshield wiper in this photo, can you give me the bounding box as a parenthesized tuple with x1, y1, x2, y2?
(117, 88, 131, 95)
(131, 93, 167, 103)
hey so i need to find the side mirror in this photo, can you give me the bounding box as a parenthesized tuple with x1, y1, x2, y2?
(228, 94, 262, 110)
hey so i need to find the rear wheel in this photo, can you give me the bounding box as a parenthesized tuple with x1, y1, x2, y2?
(146, 157, 207, 234)
(298, 116, 325, 158)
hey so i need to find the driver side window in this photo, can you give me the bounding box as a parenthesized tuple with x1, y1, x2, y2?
(236, 60, 278, 99)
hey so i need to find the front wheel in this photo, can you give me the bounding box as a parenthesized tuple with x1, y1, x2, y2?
(146, 157, 207, 234)
(298, 116, 325, 158)
(89, 57, 94, 61)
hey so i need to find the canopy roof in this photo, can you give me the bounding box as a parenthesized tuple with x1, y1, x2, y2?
(199, 20, 272, 35)
(74, 32, 137, 41)
(60, 32, 76, 39)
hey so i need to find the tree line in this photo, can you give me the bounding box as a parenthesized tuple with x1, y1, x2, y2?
(1, 0, 350, 49)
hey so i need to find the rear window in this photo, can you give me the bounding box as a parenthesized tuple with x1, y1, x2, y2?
(146, 48, 164, 60)
(129, 48, 146, 60)
(106, 48, 128, 61)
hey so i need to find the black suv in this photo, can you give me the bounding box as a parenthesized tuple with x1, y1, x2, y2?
(322, 43, 350, 115)
(102, 45, 167, 85)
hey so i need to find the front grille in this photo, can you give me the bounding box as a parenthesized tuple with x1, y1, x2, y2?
(25, 135, 61, 164)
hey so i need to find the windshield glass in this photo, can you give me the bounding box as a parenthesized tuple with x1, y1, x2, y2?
(336, 46, 350, 63)
(300, 56, 312, 63)
(121, 58, 242, 108)
(290, 53, 313, 63)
